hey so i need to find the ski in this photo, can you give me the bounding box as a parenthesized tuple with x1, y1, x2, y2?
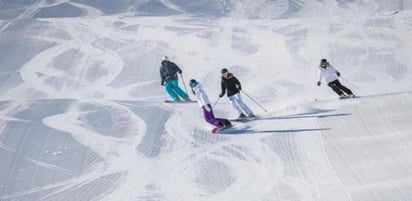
(339, 95, 357, 100)
(164, 100, 197, 103)
(315, 95, 359, 102)
(212, 125, 251, 134)
(229, 116, 258, 122)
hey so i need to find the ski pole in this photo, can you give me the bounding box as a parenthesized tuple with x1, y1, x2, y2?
(213, 97, 221, 108)
(180, 74, 189, 94)
(241, 90, 267, 112)
(340, 77, 359, 89)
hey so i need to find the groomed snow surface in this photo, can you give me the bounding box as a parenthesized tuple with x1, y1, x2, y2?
(1, 1, 412, 201)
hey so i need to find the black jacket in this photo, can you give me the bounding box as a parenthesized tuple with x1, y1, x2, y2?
(220, 73, 241, 97)
(160, 62, 182, 85)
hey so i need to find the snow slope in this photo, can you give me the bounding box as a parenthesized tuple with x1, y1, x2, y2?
(1, 0, 412, 200)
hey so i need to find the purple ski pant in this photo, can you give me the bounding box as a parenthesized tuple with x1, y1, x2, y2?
(202, 104, 230, 127)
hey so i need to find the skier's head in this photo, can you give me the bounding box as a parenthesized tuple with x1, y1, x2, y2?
(320, 58, 328, 68)
(189, 79, 198, 88)
(161, 56, 169, 65)
(221, 68, 228, 74)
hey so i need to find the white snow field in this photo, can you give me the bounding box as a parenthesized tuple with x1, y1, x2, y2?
(1, 0, 412, 200)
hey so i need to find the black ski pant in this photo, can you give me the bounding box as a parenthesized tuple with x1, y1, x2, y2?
(327, 79, 353, 96)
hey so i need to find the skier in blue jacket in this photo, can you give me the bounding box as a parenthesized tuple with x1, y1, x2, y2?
(159, 56, 190, 102)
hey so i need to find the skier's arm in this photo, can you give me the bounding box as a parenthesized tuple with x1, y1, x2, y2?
(199, 89, 209, 109)
(233, 76, 241, 90)
(172, 63, 182, 74)
(317, 71, 323, 86)
(160, 68, 165, 85)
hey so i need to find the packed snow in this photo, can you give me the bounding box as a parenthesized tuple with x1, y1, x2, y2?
(0, 0, 412, 201)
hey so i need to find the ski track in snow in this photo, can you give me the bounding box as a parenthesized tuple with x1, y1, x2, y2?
(1, 1, 412, 201)
(317, 92, 412, 200)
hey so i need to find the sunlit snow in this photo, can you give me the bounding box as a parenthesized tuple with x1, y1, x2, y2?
(1, 0, 412, 201)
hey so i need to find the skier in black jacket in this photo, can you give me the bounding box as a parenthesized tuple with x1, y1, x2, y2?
(219, 68, 255, 119)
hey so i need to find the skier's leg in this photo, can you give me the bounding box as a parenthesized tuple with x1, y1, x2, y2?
(229, 93, 253, 116)
(335, 80, 353, 95)
(202, 105, 220, 126)
(164, 80, 178, 100)
(170, 80, 189, 100)
(229, 94, 246, 116)
(236, 95, 254, 116)
(328, 80, 344, 96)
(224, 119, 232, 126)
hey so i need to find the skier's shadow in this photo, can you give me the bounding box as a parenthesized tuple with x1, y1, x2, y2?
(221, 109, 348, 134)
(261, 113, 351, 120)
(220, 128, 331, 135)
(260, 109, 352, 121)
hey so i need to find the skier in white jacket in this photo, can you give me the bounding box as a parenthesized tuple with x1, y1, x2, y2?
(189, 79, 231, 129)
(317, 58, 355, 98)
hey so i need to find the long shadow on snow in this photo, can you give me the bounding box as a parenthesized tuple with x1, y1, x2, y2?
(219, 128, 331, 135)
(260, 113, 351, 120)
(240, 108, 351, 121)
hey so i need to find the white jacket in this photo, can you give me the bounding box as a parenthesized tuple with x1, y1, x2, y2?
(192, 83, 211, 108)
(318, 64, 339, 84)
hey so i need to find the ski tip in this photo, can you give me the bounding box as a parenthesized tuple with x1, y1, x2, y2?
(211, 125, 233, 134)
(211, 127, 220, 134)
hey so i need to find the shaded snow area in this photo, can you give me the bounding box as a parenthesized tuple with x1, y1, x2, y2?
(1, 0, 412, 201)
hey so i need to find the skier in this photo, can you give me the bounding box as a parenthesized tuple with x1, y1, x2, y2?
(190, 79, 232, 132)
(219, 68, 255, 120)
(159, 56, 190, 102)
(317, 58, 355, 99)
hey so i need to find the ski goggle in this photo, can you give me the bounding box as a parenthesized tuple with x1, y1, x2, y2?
(189, 81, 197, 88)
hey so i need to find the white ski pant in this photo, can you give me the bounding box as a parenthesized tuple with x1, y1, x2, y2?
(228, 93, 253, 116)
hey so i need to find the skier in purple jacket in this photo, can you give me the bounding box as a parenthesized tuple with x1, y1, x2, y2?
(189, 79, 231, 130)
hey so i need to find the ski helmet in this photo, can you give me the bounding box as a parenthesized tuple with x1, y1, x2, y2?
(189, 79, 198, 88)
(221, 68, 228, 74)
(320, 58, 328, 67)
(161, 56, 169, 65)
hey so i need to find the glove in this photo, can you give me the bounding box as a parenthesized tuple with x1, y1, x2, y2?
(336, 72, 341, 77)
(238, 86, 242, 91)
(317, 81, 321, 86)
(161, 82, 164, 86)
(191, 89, 195, 95)
(178, 70, 182, 74)
(219, 93, 224, 98)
